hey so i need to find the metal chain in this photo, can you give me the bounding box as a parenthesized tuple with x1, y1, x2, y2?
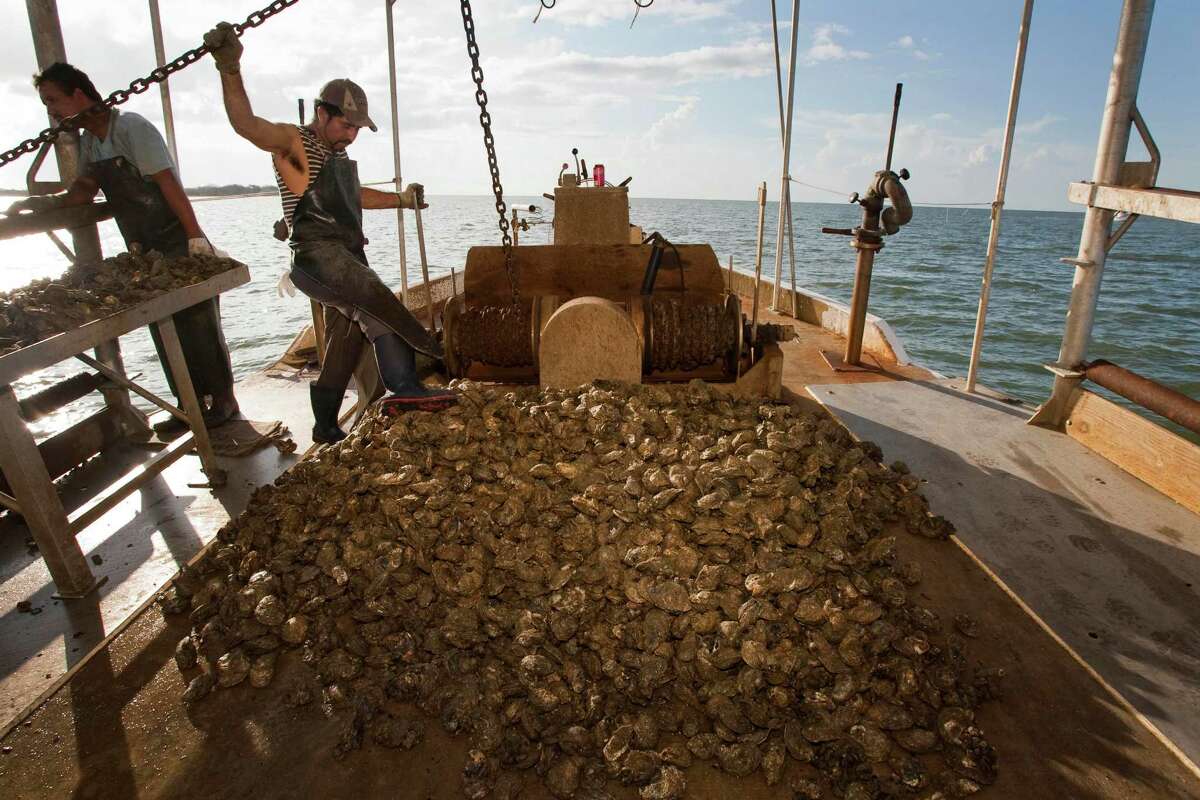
(0, 0, 302, 169)
(460, 0, 520, 306)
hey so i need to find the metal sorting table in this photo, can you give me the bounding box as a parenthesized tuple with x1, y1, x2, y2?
(0, 264, 250, 598)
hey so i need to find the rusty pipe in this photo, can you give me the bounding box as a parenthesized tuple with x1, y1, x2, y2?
(1084, 359, 1200, 435)
(878, 172, 912, 234)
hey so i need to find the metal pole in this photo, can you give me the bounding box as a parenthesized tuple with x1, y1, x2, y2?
(966, 0, 1033, 393)
(1030, 0, 1155, 428)
(770, 0, 799, 318)
(385, 0, 410, 304)
(771, 0, 800, 312)
(884, 84, 902, 172)
(751, 182, 768, 345)
(147, 0, 179, 170)
(843, 243, 880, 366)
(25, 0, 79, 186)
(413, 204, 435, 333)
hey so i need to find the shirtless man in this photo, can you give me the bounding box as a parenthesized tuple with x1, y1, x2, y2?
(204, 22, 454, 443)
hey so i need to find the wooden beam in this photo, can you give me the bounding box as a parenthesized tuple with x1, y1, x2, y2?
(1067, 182, 1200, 224)
(36, 406, 124, 482)
(76, 352, 186, 424)
(0, 385, 97, 597)
(17, 371, 106, 421)
(0, 202, 112, 241)
(1065, 388, 1200, 515)
(67, 432, 195, 536)
(0, 264, 249, 386)
(155, 316, 224, 486)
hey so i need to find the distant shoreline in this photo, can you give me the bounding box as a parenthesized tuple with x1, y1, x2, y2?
(0, 184, 274, 198)
(0, 187, 1081, 214)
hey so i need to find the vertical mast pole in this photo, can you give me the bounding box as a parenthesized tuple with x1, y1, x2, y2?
(771, 0, 801, 312)
(386, 0, 410, 304)
(966, 0, 1033, 393)
(147, 0, 179, 169)
(25, 0, 81, 191)
(1031, 0, 1154, 428)
(751, 181, 768, 345)
(770, 0, 799, 317)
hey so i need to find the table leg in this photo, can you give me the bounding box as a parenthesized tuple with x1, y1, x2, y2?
(94, 338, 150, 439)
(0, 385, 99, 598)
(155, 317, 226, 486)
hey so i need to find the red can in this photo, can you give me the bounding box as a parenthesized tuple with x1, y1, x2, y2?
(593, 163, 605, 187)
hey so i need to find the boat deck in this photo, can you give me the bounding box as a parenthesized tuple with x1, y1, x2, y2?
(0, 307, 1197, 798)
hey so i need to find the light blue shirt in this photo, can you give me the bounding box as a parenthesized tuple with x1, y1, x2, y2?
(79, 109, 177, 180)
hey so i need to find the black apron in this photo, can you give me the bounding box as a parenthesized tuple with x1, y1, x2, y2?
(289, 156, 441, 359)
(91, 156, 233, 399)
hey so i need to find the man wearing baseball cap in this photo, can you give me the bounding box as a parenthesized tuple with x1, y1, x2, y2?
(204, 22, 455, 443)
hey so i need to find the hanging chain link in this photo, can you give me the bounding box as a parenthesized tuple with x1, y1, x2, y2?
(0, 0, 302, 169)
(460, 0, 520, 306)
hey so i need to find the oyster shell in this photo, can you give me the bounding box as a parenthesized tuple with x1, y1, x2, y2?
(166, 381, 999, 797)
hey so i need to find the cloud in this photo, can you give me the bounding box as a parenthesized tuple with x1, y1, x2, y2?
(513, 40, 773, 86)
(1017, 113, 1064, 134)
(645, 97, 699, 150)
(892, 33, 935, 61)
(806, 24, 869, 63)
(967, 143, 997, 166)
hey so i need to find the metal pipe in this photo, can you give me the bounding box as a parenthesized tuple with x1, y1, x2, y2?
(147, 0, 179, 170)
(787, 183, 798, 319)
(770, 0, 799, 318)
(771, 0, 800, 312)
(413, 204, 435, 333)
(751, 181, 767, 345)
(843, 242, 879, 366)
(1031, 0, 1155, 428)
(966, 0, 1033, 394)
(884, 83, 902, 172)
(385, 0, 410, 304)
(1084, 359, 1200, 435)
(25, 0, 79, 185)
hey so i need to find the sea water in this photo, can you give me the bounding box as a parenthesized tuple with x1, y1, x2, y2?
(1, 195, 1196, 441)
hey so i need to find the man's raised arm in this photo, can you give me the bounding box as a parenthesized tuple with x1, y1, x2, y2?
(204, 22, 295, 156)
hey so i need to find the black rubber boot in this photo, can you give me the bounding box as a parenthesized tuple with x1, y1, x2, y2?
(372, 333, 457, 413)
(310, 383, 348, 444)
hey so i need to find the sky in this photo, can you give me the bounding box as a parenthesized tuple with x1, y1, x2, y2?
(1, 0, 1198, 211)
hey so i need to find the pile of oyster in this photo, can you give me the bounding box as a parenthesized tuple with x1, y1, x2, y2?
(164, 381, 999, 799)
(0, 250, 239, 354)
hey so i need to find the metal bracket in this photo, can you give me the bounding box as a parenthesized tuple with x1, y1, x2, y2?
(1129, 104, 1160, 186)
(25, 140, 67, 196)
(1105, 212, 1139, 252)
(1043, 363, 1085, 379)
(1059, 257, 1095, 269)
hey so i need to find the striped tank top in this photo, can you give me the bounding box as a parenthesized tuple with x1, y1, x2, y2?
(273, 125, 346, 226)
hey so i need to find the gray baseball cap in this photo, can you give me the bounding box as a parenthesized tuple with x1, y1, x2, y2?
(318, 79, 377, 132)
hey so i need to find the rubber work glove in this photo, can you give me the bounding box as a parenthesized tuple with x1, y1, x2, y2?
(400, 183, 428, 210)
(203, 22, 243, 74)
(4, 194, 65, 215)
(187, 237, 215, 256)
(276, 271, 296, 298)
